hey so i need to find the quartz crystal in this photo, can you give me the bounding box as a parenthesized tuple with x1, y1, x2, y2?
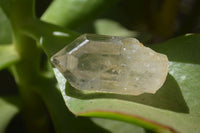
(51, 34, 168, 95)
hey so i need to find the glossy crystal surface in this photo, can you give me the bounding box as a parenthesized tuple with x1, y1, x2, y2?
(51, 34, 168, 95)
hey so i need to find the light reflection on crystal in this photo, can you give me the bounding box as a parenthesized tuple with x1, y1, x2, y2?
(51, 34, 168, 95)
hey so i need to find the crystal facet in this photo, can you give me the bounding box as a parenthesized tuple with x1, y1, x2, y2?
(51, 34, 168, 95)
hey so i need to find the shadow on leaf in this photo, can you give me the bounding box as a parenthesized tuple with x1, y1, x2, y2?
(65, 74, 189, 113)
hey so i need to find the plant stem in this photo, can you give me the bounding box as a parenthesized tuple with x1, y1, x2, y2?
(0, 0, 51, 132)
(11, 30, 51, 133)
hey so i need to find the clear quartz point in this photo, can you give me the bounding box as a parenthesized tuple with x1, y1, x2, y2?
(51, 34, 168, 95)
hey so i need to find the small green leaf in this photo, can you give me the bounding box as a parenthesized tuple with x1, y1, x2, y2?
(94, 19, 138, 37)
(0, 96, 20, 133)
(53, 34, 200, 133)
(0, 45, 20, 70)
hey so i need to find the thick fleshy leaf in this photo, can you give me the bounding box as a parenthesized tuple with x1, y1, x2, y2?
(53, 34, 200, 133)
(41, 0, 120, 28)
(0, 45, 20, 70)
(0, 96, 20, 133)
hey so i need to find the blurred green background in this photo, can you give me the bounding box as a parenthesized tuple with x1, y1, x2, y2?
(0, 0, 200, 132)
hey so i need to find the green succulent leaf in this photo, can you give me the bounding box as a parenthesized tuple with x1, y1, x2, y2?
(0, 45, 20, 70)
(0, 96, 20, 133)
(41, 0, 120, 28)
(51, 34, 200, 133)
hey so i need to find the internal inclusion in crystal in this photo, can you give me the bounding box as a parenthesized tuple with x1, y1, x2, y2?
(51, 34, 168, 95)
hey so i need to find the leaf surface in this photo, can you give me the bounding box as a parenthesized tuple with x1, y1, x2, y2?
(41, 0, 120, 28)
(0, 45, 20, 70)
(0, 96, 20, 133)
(53, 34, 200, 133)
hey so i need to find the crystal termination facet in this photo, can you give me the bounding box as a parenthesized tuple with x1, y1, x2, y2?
(51, 34, 168, 95)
